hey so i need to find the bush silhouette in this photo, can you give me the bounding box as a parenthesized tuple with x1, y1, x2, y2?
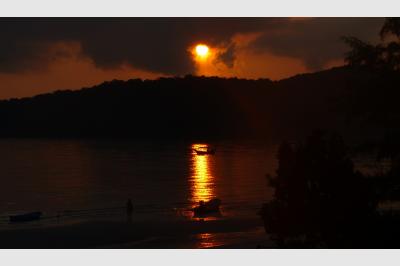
(260, 131, 377, 247)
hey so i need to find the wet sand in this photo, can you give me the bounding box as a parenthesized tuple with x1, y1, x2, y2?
(0, 218, 272, 248)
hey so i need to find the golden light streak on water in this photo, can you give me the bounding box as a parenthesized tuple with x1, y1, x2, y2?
(190, 144, 216, 205)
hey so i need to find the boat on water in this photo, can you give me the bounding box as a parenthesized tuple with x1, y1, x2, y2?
(193, 147, 216, 155)
(193, 198, 221, 217)
(9, 211, 42, 223)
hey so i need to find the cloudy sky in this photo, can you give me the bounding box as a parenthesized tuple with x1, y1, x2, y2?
(0, 18, 384, 99)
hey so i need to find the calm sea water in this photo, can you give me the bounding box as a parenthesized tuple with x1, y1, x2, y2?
(0, 139, 276, 226)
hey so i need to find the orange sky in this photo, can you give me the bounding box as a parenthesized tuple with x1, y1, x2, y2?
(0, 18, 382, 99)
(0, 37, 343, 99)
(0, 44, 164, 99)
(0, 61, 163, 99)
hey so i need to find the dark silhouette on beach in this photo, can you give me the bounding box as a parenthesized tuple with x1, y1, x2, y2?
(126, 199, 133, 222)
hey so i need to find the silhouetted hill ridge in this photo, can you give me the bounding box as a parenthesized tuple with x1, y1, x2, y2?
(0, 66, 393, 141)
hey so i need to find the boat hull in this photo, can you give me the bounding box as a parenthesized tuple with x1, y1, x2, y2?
(9, 212, 42, 223)
(193, 199, 221, 217)
(194, 149, 215, 155)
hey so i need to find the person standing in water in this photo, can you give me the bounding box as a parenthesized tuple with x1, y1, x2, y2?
(126, 199, 133, 222)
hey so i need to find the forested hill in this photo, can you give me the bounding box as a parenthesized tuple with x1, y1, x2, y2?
(0, 66, 392, 141)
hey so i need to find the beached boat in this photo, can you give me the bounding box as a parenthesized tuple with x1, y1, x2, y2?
(194, 147, 216, 155)
(9, 211, 42, 223)
(193, 198, 221, 217)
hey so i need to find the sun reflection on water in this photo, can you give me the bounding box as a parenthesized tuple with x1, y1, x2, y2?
(190, 144, 216, 205)
(188, 144, 219, 248)
(196, 233, 224, 248)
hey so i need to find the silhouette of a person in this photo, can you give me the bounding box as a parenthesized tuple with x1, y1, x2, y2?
(126, 199, 133, 222)
(199, 200, 205, 211)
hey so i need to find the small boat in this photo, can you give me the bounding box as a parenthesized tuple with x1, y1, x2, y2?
(9, 211, 42, 223)
(194, 147, 216, 155)
(193, 198, 221, 217)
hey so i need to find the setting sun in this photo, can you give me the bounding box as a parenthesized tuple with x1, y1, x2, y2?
(195, 44, 210, 59)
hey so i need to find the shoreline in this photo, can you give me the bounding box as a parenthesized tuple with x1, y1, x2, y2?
(0, 217, 272, 248)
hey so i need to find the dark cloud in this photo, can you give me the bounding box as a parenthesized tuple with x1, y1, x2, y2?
(0, 18, 280, 74)
(218, 43, 236, 68)
(250, 18, 384, 70)
(0, 18, 385, 75)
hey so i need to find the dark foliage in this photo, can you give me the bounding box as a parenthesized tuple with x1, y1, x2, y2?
(260, 131, 377, 247)
(343, 18, 400, 72)
(259, 19, 400, 248)
(341, 18, 400, 144)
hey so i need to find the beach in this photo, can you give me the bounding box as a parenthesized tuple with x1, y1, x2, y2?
(0, 217, 271, 248)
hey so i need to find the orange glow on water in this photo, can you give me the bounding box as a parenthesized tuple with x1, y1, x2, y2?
(196, 233, 224, 248)
(190, 144, 216, 205)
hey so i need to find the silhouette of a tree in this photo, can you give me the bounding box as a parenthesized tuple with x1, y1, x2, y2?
(342, 36, 384, 69)
(380, 18, 400, 40)
(343, 18, 400, 71)
(342, 18, 400, 136)
(260, 131, 376, 247)
(341, 18, 400, 214)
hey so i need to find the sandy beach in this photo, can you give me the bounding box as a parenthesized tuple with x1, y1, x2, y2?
(0, 217, 272, 248)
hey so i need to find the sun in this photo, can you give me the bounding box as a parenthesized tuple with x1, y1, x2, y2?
(195, 44, 210, 59)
